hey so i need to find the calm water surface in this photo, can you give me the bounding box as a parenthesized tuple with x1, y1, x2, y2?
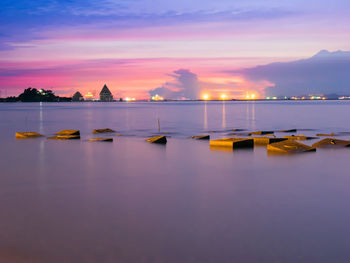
(1, 101, 350, 263)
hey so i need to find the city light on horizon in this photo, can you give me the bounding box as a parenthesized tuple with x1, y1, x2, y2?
(151, 94, 164, 101)
(124, 97, 136, 102)
(202, 93, 210, 100)
(220, 94, 228, 100)
(245, 92, 258, 100)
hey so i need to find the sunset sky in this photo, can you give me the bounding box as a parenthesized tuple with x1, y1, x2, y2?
(1, 0, 350, 99)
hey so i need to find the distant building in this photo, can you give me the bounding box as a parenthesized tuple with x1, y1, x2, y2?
(100, 84, 113, 102)
(72, 91, 84, 101)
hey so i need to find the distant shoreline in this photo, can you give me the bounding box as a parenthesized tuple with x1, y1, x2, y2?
(1, 98, 349, 103)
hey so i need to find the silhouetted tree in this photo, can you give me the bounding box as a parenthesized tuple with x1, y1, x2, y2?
(72, 91, 84, 101)
(18, 87, 58, 102)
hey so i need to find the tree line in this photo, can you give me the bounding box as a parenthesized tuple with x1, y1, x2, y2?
(0, 88, 72, 102)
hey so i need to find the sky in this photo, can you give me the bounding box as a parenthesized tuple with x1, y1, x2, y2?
(0, 0, 350, 99)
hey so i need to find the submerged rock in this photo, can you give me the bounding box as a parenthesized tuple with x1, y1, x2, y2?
(231, 129, 246, 132)
(250, 131, 274, 135)
(48, 135, 80, 140)
(284, 134, 318, 140)
(267, 140, 316, 154)
(278, 129, 297, 133)
(312, 138, 350, 148)
(190, 135, 210, 140)
(146, 136, 167, 144)
(15, 132, 43, 139)
(56, 129, 80, 136)
(89, 137, 113, 142)
(249, 137, 287, 145)
(315, 133, 336, 137)
(93, 128, 116, 134)
(228, 131, 252, 136)
(210, 137, 254, 149)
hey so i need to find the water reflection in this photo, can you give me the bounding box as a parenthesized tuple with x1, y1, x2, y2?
(2, 102, 350, 263)
(246, 101, 256, 130)
(222, 101, 226, 129)
(86, 103, 94, 133)
(39, 102, 43, 133)
(37, 139, 47, 191)
(203, 102, 208, 130)
(85, 140, 96, 180)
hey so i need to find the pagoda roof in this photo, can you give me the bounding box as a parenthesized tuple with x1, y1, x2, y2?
(100, 84, 112, 95)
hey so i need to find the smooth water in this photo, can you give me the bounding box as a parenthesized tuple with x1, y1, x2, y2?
(1, 101, 350, 263)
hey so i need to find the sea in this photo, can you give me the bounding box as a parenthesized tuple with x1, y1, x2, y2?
(1, 100, 350, 263)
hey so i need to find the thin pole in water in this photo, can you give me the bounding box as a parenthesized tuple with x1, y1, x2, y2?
(158, 118, 160, 132)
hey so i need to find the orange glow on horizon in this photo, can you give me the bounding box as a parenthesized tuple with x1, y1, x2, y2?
(84, 91, 96, 100)
(201, 76, 245, 84)
(202, 93, 210, 100)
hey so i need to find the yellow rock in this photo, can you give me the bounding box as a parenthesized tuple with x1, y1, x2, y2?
(15, 132, 43, 139)
(284, 134, 317, 140)
(146, 136, 167, 144)
(48, 135, 80, 140)
(278, 129, 297, 133)
(56, 129, 80, 136)
(249, 137, 287, 145)
(210, 137, 254, 149)
(89, 137, 113, 142)
(315, 133, 336, 137)
(312, 138, 350, 148)
(93, 128, 116, 134)
(267, 140, 316, 154)
(250, 131, 274, 135)
(190, 135, 210, 140)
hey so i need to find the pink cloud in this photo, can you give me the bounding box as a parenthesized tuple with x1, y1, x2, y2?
(0, 57, 275, 99)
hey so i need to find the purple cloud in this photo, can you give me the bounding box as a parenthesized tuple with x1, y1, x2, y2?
(233, 50, 350, 96)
